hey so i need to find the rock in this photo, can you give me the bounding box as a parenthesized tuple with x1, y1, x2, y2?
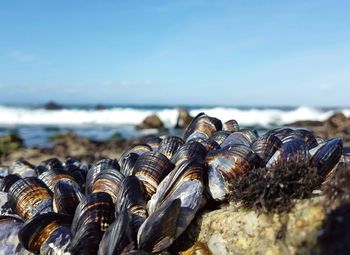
(43, 101, 63, 110)
(95, 104, 107, 110)
(175, 108, 193, 129)
(0, 133, 24, 157)
(183, 196, 326, 255)
(287, 120, 323, 127)
(324, 112, 350, 132)
(136, 114, 164, 129)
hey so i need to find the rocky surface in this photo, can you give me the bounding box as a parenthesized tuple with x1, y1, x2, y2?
(136, 114, 165, 130)
(183, 196, 326, 255)
(1, 132, 130, 165)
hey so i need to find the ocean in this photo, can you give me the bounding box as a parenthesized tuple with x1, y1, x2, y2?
(0, 104, 349, 147)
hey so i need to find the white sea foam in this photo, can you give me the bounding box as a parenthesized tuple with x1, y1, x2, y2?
(0, 106, 348, 128)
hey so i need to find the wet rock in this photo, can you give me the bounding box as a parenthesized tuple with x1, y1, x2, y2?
(43, 101, 63, 110)
(137, 114, 164, 130)
(324, 112, 350, 132)
(287, 120, 323, 127)
(185, 196, 325, 255)
(95, 104, 107, 110)
(175, 108, 193, 129)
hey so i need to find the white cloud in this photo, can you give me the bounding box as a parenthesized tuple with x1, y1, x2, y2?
(10, 50, 36, 62)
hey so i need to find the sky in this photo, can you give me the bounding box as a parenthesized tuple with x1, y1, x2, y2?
(0, 0, 349, 107)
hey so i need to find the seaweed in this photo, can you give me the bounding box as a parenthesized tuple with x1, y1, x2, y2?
(228, 158, 322, 213)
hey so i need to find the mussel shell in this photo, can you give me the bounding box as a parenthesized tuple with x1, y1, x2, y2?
(98, 209, 133, 255)
(91, 169, 125, 203)
(208, 130, 231, 145)
(265, 128, 293, 140)
(53, 180, 84, 216)
(279, 137, 309, 162)
(0, 215, 29, 255)
(18, 212, 71, 254)
(8, 177, 53, 220)
(38, 168, 77, 192)
(184, 113, 222, 142)
(289, 129, 318, 149)
(120, 153, 139, 176)
(70, 222, 104, 255)
(118, 144, 153, 167)
(205, 144, 263, 201)
(9, 160, 36, 178)
(85, 159, 120, 194)
(139, 135, 162, 150)
(137, 198, 181, 253)
(0, 174, 21, 192)
(71, 192, 115, 235)
(40, 225, 72, 255)
(157, 136, 185, 160)
(223, 119, 240, 132)
(116, 176, 148, 238)
(148, 159, 204, 239)
(310, 137, 343, 177)
(35, 158, 63, 176)
(251, 134, 282, 165)
(134, 151, 174, 197)
(220, 132, 252, 148)
(170, 141, 207, 166)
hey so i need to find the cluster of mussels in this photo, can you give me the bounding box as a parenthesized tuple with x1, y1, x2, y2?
(0, 112, 347, 255)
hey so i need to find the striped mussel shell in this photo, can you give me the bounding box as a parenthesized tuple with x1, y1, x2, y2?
(53, 180, 84, 216)
(148, 158, 204, 240)
(289, 129, 318, 149)
(206, 144, 264, 201)
(183, 113, 222, 142)
(0, 174, 21, 192)
(220, 132, 251, 148)
(208, 130, 231, 146)
(64, 158, 87, 190)
(251, 134, 282, 165)
(35, 158, 64, 176)
(267, 136, 310, 168)
(85, 158, 120, 194)
(38, 168, 78, 192)
(70, 192, 115, 255)
(310, 137, 343, 177)
(139, 135, 163, 150)
(157, 136, 185, 160)
(223, 119, 240, 132)
(118, 144, 153, 167)
(0, 215, 30, 255)
(264, 127, 293, 140)
(120, 153, 139, 176)
(98, 209, 134, 255)
(171, 141, 207, 166)
(116, 176, 148, 238)
(18, 212, 72, 254)
(134, 151, 174, 197)
(137, 198, 181, 253)
(9, 159, 36, 178)
(91, 169, 125, 203)
(8, 177, 53, 220)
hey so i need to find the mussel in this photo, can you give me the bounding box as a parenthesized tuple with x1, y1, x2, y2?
(223, 119, 240, 132)
(157, 136, 185, 160)
(18, 212, 72, 254)
(134, 151, 174, 197)
(184, 113, 222, 142)
(8, 177, 53, 220)
(53, 180, 84, 216)
(206, 144, 263, 201)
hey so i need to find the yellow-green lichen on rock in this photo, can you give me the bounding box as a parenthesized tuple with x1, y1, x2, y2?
(188, 196, 326, 255)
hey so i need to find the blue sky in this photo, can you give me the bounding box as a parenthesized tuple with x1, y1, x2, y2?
(0, 0, 349, 106)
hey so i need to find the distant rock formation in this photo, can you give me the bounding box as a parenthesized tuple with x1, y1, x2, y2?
(44, 101, 63, 110)
(175, 108, 193, 129)
(136, 114, 164, 129)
